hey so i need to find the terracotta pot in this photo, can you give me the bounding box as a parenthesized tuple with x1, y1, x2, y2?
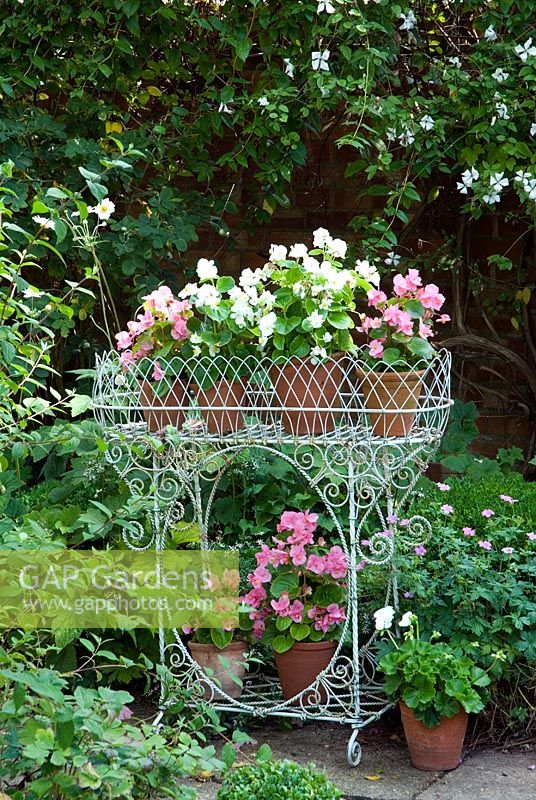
(193, 378, 246, 434)
(189, 641, 248, 699)
(139, 379, 188, 432)
(399, 701, 468, 771)
(269, 357, 343, 436)
(357, 369, 425, 437)
(274, 640, 337, 704)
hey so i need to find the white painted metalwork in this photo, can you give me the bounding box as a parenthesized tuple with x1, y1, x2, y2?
(93, 348, 451, 765)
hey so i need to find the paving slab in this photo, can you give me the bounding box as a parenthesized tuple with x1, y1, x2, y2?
(181, 720, 536, 800)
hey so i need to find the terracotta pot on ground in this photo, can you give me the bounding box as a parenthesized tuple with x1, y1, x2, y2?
(274, 640, 337, 704)
(139, 379, 188, 432)
(358, 369, 425, 437)
(189, 641, 248, 700)
(269, 358, 343, 436)
(193, 378, 246, 434)
(399, 702, 468, 771)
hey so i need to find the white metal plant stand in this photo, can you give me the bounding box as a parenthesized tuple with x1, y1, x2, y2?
(93, 349, 451, 766)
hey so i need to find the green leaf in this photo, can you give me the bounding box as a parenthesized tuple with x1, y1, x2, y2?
(216, 276, 235, 293)
(256, 743, 273, 763)
(68, 394, 92, 417)
(78, 166, 101, 182)
(221, 741, 237, 768)
(270, 572, 299, 598)
(272, 635, 294, 653)
(405, 299, 424, 318)
(407, 337, 434, 360)
(290, 623, 310, 641)
(381, 347, 401, 366)
(327, 312, 352, 329)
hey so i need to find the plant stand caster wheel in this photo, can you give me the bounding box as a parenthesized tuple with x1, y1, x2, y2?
(347, 729, 362, 767)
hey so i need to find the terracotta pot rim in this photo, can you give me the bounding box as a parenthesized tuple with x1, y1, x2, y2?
(277, 640, 338, 653)
(189, 640, 247, 653)
(399, 700, 467, 721)
(356, 368, 426, 381)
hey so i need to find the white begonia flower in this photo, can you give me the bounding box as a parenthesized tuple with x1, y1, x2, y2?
(515, 38, 536, 62)
(386, 127, 397, 142)
(269, 243, 288, 262)
(293, 281, 307, 299)
(323, 332, 333, 343)
(239, 267, 262, 288)
(303, 256, 321, 275)
(313, 227, 331, 248)
(327, 237, 348, 259)
(32, 215, 55, 230)
(492, 67, 509, 83)
(448, 56, 462, 68)
(373, 605, 395, 631)
(195, 283, 221, 308)
(530, 123, 536, 137)
(398, 127, 415, 146)
(399, 611, 415, 628)
(23, 286, 45, 298)
(484, 25, 497, 42)
(196, 258, 218, 281)
(319, 294, 333, 310)
(218, 103, 232, 114)
(259, 290, 276, 307)
(312, 50, 330, 72)
(311, 345, 328, 361)
(258, 96, 269, 107)
(289, 243, 309, 259)
(384, 252, 401, 267)
(317, 0, 335, 12)
(355, 259, 380, 287)
(419, 115, 434, 131)
(179, 282, 198, 299)
(306, 310, 324, 329)
(258, 311, 277, 345)
(399, 10, 417, 32)
(190, 333, 202, 345)
(284, 58, 294, 79)
(88, 198, 115, 220)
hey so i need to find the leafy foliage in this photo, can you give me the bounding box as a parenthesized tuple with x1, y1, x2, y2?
(216, 759, 342, 800)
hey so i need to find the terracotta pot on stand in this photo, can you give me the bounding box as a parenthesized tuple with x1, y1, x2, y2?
(274, 640, 337, 704)
(399, 702, 468, 770)
(193, 378, 246, 434)
(189, 641, 248, 700)
(269, 357, 343, 436)
(358, 369, 425, 437)
(139, 379, 188, 433)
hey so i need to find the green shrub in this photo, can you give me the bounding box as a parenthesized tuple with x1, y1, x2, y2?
(398, 474, 536, 738)
(216, 760, 342, 800)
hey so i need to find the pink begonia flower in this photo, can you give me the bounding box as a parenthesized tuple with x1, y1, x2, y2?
(403, 591, 414, 599)
(255, 544, 272, 567)
(437, 483, 450, 491)
(400, 518, 410, 526)
(417, 284, 445, 310)
(418, 321, 434, 339)
(324, 545, 347, 578)
(307, 554, 326, 575)
(437, 314, 451, 324)
(499, 494, 518, 504)
(120, 350, 135, 367)
(326, 603, 346, 625)
(501, 547, 514, 554)
(527, 532, 536, 540)
(289, 600, 304, 623)
(248, 565, 272, 588)
(379, 529, 393, 538)
(171, 318, 189, 340)
(478, 540, 492, 550)
(462, 527, 476, 537)
(369, 339, 385, 359)
(252, 619, 265, 639)
(307, 606, 319, 620)
(393, 269, 422, 297)
(152, 360, 165, 381)
(317, 536, 326, 547)
(270, 593, 291, 615)
(182, 626, 193, 634)
(115, 330, 132, 350)
(356, 560, 366, 571)
(136, 308, 155, 332)
(396, 311, 414, 336)
(268, 548, 289, 567)
(414, 545, 426, 556)
(242, 586, 267, 609)
(481, 509, 495, 518)
(441, 504, 454, 515)
(386, 513, 398, 524)
(361, 539, 370, 547)
(367, 289, 387, 307)
(136, 339, 154, 358)
(383, 304, 403, 325)
(289, 544, 307, 566)
(359, 316, 383, 333)
(127, 320, 143, 337)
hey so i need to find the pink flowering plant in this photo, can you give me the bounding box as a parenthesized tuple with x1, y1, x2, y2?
(114, 285, 193, 388)
(241, 510, 348, 653)
(358, 268, 450, 367)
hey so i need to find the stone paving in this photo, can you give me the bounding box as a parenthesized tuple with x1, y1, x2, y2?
(184, 719, 536, 800)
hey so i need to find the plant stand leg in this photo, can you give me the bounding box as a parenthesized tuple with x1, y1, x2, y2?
(347, 727, 362, 766)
